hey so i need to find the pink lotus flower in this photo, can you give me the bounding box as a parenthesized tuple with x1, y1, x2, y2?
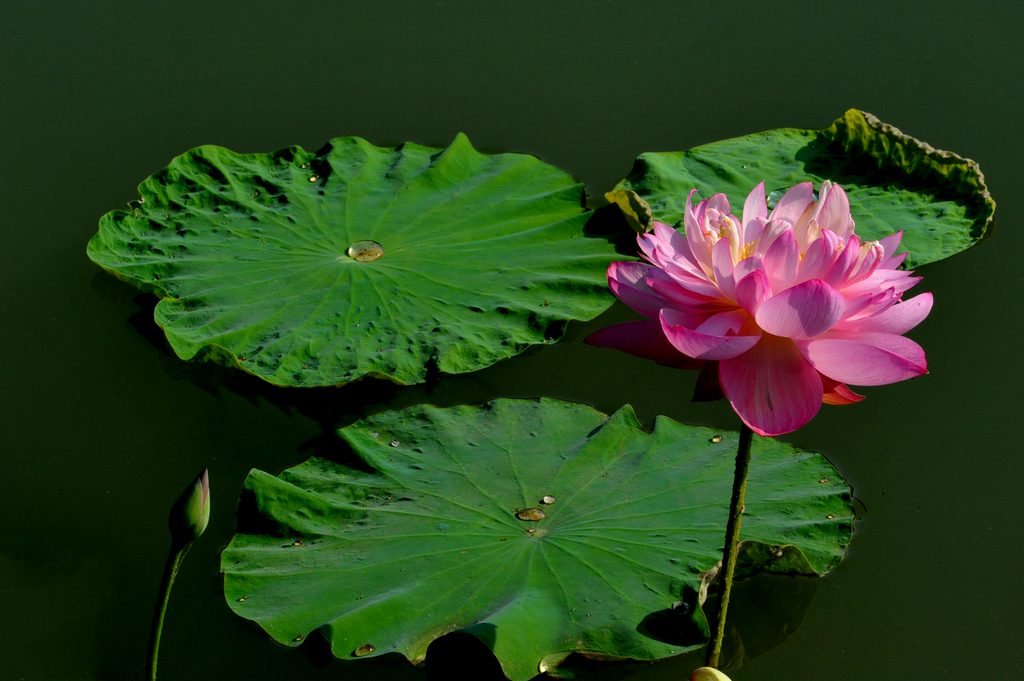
(588, 181, 930, 436)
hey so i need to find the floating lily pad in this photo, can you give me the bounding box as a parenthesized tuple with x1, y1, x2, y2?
(614, 109, 995, 267)
(87, 135, 617, 387)
(221, 399, 853, 680)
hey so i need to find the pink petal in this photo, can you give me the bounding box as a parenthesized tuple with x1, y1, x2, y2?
(753, 218, 791, 258)
(878, 231, 904, 259)
(660, 309, 761, 360)
(735, 269, 771, 315)
(877, 231, 908, 269)
(637, 232, 658, 263)
(845, 240, 884, 285)
(763, 228, 799, 293)
(585, 321, 702, 369)
(824, 234, 860, 287)
(796, 230, 836, 283)
(742, 181, 768, 226)
(840, 293, 933, 335)
(734, 255, 765, 282)
(642, 231, 708, 283)
(645, 269, 723, 313)
(684, 190, 714, 274)
(696, 309, 749, 336)
(711, 237, 736, 300)
(743, 215, 766, 245)
(754, 279, 846, 339)
(769, 181, 815, 225)
(650, 221, 702, 271)
(842, 288, 893, 320)
(650, 257, 722, 299)
(813, 182, 854, 239)
(882, 250, 909, 269)
(801, 332, 928, 386)
(821, 375, 865, 405)
(842, 271, 921, 299)
(608, 261, 665, 319)
(719, 335, 823, 436)
(705, 193, 731, 216)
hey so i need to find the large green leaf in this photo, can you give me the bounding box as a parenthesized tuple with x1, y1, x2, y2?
(615, 109, 995, 267)
(221, 399, 853, 680)
(88, 135, 617, 387)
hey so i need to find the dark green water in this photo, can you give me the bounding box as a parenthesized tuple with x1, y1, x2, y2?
(3, 1, 1022, 679)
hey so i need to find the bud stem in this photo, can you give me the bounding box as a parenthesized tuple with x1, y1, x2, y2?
(705, 423, 754, 668)
(146, 541, 191, 681)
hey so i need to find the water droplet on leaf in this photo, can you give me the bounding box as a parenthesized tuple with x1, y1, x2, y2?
(347, 240, 384, 262)
(353, 644, 375, 657)
(389, 439, 400, 447)
(709, 435, 723, 443)
(237, 595, 249, 603)
(515, 507, 545, 521)
(307, 175, 319, 183)
(540, 495, 556, 505)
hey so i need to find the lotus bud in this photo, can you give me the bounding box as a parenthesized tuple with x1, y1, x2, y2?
(691, 667, 733, 681)
(168, 468, 210, 545)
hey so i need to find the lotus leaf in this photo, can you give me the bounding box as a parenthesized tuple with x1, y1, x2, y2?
(615, 109, 995, 267)
(222, 399, 853, 680)
(88, 135, 617, 387)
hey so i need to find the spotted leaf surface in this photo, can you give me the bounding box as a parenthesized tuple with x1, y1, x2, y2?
(88, 135, 616, 386)
(616, 109, 995, 268)
(222, 399, 853, 680)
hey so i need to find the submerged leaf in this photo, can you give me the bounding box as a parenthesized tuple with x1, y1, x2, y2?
(88, 135, 619, 387)
(222, 399, 853, 680)
(615, 109, 995, 267)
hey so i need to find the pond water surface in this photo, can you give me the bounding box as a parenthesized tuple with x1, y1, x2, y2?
(3, 2, 1022, 679)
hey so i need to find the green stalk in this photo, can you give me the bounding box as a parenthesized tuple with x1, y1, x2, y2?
(705, 423, 754, 668)
(146, 541, 191, 681)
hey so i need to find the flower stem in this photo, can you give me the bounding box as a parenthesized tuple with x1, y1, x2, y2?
(705, 423, 754, 668)
(146, 541, 191, 681)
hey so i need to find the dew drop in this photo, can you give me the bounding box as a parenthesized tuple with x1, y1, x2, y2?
(819, 477, 830, 484)
(540, 495, 556, 505)
(236, 595, 249, 603)
(292, 539, 304, 547)
(371, 431, 380, 438)
(709, 435, 723, 443)
(515, 507, 546, 521)
(293, 634, 305, 642)
(389, 439, 400, 447)
(307, 175, 319, 183)
(353, 644, 375, 657)
(347, 240, 384, 262)
(826, 513, 836, 520)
